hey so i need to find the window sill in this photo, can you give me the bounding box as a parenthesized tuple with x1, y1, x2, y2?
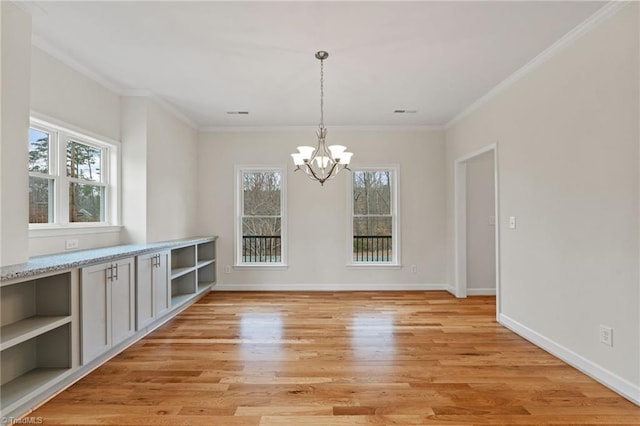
(233, 264, 288, 271)
(347, 263, 402, 270)
(29, 225, 123, 238)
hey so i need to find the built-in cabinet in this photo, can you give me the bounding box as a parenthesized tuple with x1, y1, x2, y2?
(170, 241, 216, 307)
(80, 257, 135, 364)
(0, 271, 75, 416)
(0, 236, 216, 419)
(136, 250, 170, 329)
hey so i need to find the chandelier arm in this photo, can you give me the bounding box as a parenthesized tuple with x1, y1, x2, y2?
(325, 161, 339, 179)
(305, 162, 324, 183)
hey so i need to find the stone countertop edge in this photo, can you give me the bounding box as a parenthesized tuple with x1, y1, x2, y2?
(1, 236, 217, 282)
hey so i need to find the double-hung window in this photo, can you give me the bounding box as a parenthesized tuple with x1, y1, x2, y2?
(28, 118, 119, 230)
(235, 167, 287, 266)
(348, 166, 400, 265)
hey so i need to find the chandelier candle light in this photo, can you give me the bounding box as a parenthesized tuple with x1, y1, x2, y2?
(291, 51, 353, 186)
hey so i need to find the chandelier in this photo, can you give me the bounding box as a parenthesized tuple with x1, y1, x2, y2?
(291, 51, 353, 186)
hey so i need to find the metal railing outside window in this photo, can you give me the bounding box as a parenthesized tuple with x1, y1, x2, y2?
(353, 235, 392, 262)
(242, 236, 282, 263)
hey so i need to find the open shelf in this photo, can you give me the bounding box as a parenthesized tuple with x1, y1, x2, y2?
(1, 271, 72, 417)
(170, 269, 196, 307)
(197, 241, 215, 262)
(171, 293, 193, 307)
(166, 239, 217, 309)
(171, 245, 195, 271)
(170, 266, 195, 280)
(1, 368, 71, 413)
(1, 323, 71, 414)
(197, 261, 216, 288)
(1, 316, 71, 351)
(196, 259, 214, 268)
(197, 282, 213, 294)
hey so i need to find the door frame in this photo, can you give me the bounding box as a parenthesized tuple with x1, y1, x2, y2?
(454, 143, 501, 319)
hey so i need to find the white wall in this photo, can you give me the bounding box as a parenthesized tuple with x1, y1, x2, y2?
(465, 151, 495, 293)
(197, 128, 446, 289)
(1, 3, 31, 267)
(28, 47, 122, 257)
(121, 97, 198, 244)
(146, 100, 198, 242)
(31, 47, 121, 142)
(121, 97, 148, 244)
(445, 3, 639, 395)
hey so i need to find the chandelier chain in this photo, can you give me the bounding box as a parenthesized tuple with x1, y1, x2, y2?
(319, 58, 324, 127)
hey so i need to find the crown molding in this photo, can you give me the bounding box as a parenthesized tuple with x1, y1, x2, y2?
(32, 38, 199, 130)
(32, 35, 126, 95)
(122, 90, 199, 130)
(199, 124, 444, 133)
(445, 1, 630, 129)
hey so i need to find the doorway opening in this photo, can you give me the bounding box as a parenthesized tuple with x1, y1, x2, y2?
(454, 144, 500, 318)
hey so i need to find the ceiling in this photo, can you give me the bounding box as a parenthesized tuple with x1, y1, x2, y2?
(26, 1, 606, 129)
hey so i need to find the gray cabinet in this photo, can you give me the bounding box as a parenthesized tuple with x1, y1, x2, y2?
(81, 257, 135, 364)
(0, 236, 216, 419)
(136, 250, 170, 329)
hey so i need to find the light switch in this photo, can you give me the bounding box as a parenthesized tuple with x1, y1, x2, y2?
(509, 216, 516, 229)
(489, 215, 495, 226)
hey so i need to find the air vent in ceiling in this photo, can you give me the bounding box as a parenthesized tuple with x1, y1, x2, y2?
(227, 111, 249, 115)
(393, 109, 417, 114)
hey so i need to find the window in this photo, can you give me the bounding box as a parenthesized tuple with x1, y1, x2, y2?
(349, 166, 399, 265)
(235, 167, 287, 266)
(28, 118, 119, 229)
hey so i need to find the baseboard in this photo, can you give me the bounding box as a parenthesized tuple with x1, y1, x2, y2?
(467, 288, 496, 296)
(445, 284, 456, 296)
(212, 283, 449, 291)
(499, 313, 640, 406)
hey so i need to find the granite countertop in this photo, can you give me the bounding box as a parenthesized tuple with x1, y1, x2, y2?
(1, 236, 217, 281)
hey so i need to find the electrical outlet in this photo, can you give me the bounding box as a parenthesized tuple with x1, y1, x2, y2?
(509, 216, 517, 229)
(599, 325, 613, 347)
(65, 239, 79, 250)
(224, 265, 232, 274)
(410, 265, 417, 273)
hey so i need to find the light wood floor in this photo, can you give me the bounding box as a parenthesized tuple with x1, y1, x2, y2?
(30, 291, 639, 425)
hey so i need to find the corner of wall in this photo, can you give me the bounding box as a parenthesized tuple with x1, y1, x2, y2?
(1, 2, 32, 266)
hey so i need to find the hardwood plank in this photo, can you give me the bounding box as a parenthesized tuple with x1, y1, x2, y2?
(25, 291, 640, 425)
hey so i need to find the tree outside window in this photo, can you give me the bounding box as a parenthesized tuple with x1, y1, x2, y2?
(28, 119, 117, 228)
(236, 167, 286, 265)
(350, 167, 399, 264)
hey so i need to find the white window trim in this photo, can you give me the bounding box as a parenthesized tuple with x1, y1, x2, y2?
(346, 164, 401, 268)
(234, 165, 287, 268)
(28, 115, 121, 235)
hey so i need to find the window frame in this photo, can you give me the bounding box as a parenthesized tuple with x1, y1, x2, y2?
(234, 165, 288, 268)
(28, 116, 121, 236)
(346, 165, 401, 268)
(28, 124, 56, 224)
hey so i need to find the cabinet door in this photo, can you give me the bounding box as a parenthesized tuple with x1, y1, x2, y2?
(136, 253, 155, 330)
(111, 258, 135, 346)
(81, 264, 110, 364)
(154, 251, 171, 317)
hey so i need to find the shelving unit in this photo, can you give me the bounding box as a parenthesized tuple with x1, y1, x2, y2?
(169, 239, 216, 307)
(0, 272, 73, 416)
(0, 236, 217, 419)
